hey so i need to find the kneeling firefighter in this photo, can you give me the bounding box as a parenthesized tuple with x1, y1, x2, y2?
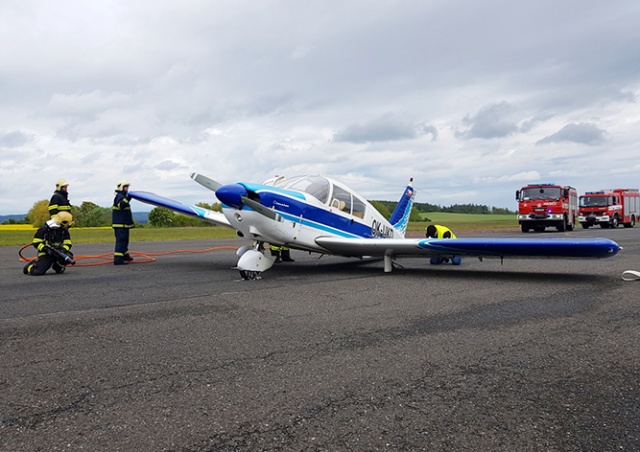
(23, 212, 75, 275)
(425, 224, 461, 265)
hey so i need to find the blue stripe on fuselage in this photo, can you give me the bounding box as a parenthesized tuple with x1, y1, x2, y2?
(236, 187, 381, 238)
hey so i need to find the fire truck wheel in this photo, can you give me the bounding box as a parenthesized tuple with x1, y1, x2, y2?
(611, 216, 619, 228)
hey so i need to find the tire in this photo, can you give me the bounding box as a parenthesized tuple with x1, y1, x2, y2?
(239, 270, 261, 280)
(623, 216, 635, 228)
(611, 216, 619, 228)
(557, 217, 566, 232)
(581, 223, 590, 229)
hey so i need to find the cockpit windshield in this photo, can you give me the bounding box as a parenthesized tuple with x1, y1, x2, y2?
(580, 196, 609, 207)
(275, 176, 331, 204)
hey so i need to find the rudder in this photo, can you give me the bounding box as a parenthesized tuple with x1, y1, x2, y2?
(389, 178, 416, 237)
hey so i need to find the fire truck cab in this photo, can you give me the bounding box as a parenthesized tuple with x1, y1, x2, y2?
(578, 188, 640, 228)
(515, 183, 578, 233)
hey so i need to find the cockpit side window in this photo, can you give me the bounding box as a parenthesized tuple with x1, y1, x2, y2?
(352, 195, 366, 218)
(331, 186, 352, 214)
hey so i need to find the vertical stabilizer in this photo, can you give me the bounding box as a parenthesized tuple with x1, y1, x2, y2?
(389, 178, 416, 237)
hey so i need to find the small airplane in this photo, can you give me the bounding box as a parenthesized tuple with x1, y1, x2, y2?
(129, 174, 621, 279)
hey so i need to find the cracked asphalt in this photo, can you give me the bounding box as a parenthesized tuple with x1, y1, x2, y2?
(1, 228, 639, 451)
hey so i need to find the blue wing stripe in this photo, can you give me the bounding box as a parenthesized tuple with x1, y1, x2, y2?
(417, 238, 620, 258)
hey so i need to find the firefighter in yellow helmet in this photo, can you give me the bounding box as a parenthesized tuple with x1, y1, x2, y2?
(48, 179, 72, 218)
(425, 224, 461, 265)
(112, 180, 135, 265)
(23, 212, 75, 275)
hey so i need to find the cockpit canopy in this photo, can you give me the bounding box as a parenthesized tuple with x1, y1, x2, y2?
(266, 175, 366, 218)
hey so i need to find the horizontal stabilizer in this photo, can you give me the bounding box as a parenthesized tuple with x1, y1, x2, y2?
(129, 190, 232, 228)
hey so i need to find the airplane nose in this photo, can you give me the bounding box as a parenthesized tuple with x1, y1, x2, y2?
(216, 183, 247, 209)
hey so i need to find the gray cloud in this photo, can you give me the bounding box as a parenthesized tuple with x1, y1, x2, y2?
(0, 130, 30, 147)
(457, 102, 520, 140)
(537, 123, 608, 145)
(333, 115, 437, 143)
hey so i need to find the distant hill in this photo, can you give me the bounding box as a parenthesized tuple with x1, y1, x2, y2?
(133, 212, 148, 224)
(0, 214, 27, 223)
(1, 212, 149, 224)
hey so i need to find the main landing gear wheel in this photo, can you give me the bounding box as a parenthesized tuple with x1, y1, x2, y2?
(239, 270, 261, 280)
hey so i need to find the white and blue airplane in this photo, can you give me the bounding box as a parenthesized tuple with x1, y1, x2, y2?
(129, 173, 621, 279)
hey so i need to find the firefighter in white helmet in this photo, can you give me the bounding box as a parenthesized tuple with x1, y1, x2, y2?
(23, 212, 75, 275)
(112, 180, 135, 265)
(48, 179, 71, 219)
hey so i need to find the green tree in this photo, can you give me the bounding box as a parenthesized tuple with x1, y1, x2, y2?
(27, 199, 50, 227)
(148, 207, 174, 227)
(82, 206, 112, 227)
(196, 201, 222, 212)
(369, 200, 391, 219)
(71, 202, 105, 227)
(409, 207, 422, 222)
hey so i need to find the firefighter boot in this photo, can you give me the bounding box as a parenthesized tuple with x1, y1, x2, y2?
(270, 249, 282, 264)
(281, 249, 295, 262)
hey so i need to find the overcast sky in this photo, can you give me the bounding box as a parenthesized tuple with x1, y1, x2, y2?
(1, 0, 639, 215)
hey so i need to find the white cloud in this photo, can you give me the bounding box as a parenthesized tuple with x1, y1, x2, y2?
(1, 0, 640, 214)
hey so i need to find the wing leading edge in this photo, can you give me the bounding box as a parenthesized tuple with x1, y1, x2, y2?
(129, 190, 232, 228)
(315, 236, 621, 259)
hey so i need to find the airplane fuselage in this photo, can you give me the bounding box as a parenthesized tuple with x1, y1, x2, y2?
(217, 179, 401, 253)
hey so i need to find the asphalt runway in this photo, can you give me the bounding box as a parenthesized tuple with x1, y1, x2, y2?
(1, 228, 639, 451)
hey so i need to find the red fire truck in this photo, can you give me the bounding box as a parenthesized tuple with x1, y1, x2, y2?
(578, 188, 640, 228)
(515, 183, 578, 232)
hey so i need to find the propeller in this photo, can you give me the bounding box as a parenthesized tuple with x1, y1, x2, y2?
(240, 195, 281, 222)
(190, 172, 223, 192)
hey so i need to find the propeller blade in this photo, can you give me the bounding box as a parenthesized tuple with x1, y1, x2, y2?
(190, 172, 223, 192)
(241, 196, 281, 222)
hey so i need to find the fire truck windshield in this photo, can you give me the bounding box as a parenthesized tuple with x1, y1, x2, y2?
(520, 187, 561, 200)
(580, 196, 608, 207)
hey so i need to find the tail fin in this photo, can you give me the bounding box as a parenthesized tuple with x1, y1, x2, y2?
(389, 178, 416, 237)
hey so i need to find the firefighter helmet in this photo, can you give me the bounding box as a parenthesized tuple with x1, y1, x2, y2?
(116, 180, 130, 191)
(55, 211, 73, 227)
(56, 179, 69, 190)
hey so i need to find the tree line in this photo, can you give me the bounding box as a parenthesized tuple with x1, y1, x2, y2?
(4, 199, 514, 228)
(372, 200, 515, 215)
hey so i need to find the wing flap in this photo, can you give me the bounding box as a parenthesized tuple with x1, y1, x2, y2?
(315, 237, 621, 259)
(129, 190, 232, 228)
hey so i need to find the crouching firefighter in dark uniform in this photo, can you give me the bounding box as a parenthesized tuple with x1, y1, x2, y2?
(426, 224, 462, 265)
(23, 212, 75, 275)
(112, 180, 135, 265)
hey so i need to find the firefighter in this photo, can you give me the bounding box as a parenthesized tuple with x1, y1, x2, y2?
(425, 224, 461, 265)
(48, 179, 72, 218)
(23, 212, 74, 275)
(112, 180, 135, 265)
(270, 245, 295, 263)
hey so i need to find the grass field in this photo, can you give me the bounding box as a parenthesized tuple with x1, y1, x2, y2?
(1, 213, 518, 246)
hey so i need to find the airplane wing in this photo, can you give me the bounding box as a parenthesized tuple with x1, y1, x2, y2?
(129, 190, 232, 228)
(315, 236, 620, 259)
